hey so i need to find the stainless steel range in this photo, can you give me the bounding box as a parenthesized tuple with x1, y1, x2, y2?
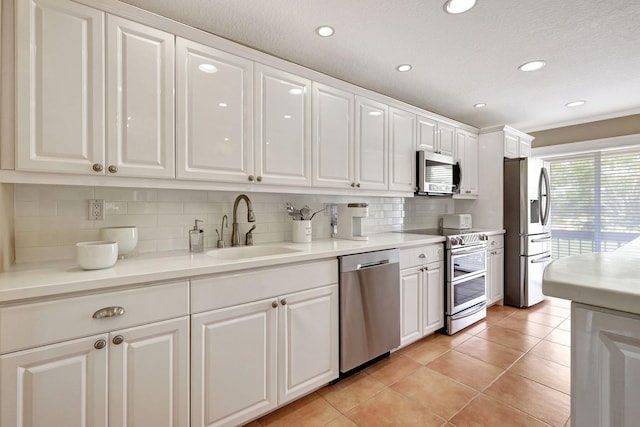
(399, 227, 489, 335)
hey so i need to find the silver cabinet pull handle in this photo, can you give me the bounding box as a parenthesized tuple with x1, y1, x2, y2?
(94, 339, 106, 350)
(112, 335, 124, 345)
(92, 306, 125, 319)
(280, 298, 287, 306)
(92, 163, 103, 172)
(271, 301, 278, 308)
(108, 165, 118, 173)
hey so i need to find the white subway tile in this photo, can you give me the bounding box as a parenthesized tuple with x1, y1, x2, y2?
(15, 200, 57, 217)
(95, 188, 157, 202)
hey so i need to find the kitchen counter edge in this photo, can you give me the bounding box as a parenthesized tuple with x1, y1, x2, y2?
(542, 237, 640, 316)
(0, 233, 446, 304)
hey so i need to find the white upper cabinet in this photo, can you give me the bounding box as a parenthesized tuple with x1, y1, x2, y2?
(255, 64, 312, 186)
(389, 108, 416, 192)
(176, 37, 253, 183)
(107, 16, 175, 178)
(503, 127, 534, 159)
(312, 83, 354, 188)
(355, 96, 388, 190)
(16, 0, 105, 174)
(455, 129, 479, 197)
(15, 0, 175, 178)
(417, 116, 455, 157)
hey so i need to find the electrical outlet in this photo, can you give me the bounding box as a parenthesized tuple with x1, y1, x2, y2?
(89, 199, 105, 220)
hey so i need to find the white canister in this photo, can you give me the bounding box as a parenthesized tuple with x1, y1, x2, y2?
(292, 220, 312, 243)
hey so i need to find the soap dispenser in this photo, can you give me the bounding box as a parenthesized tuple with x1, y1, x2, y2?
(189, 219, 204, 252)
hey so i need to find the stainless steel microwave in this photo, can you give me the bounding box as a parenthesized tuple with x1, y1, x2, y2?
(416, 151, 460, 196)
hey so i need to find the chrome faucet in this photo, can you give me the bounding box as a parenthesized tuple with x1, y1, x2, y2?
(232, 194, 256, 246)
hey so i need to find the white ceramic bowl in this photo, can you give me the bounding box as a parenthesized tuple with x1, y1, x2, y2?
(76, 241, 118, 270)
(99, 226, 138, 256)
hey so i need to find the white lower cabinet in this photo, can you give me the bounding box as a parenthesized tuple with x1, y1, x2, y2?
(487, 234, 505, 305)
(399, 244, 445, 348)
(0, 281, 190, 427)
(190, 260, 339, 427)
(573, 303, 640, 427)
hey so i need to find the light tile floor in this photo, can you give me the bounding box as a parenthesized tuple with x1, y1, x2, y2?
(248, 297, 572, 427)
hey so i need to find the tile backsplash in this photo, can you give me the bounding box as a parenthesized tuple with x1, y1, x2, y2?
(13, 184, 454, 263)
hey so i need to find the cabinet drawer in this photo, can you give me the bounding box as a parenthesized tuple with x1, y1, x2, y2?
(488, 234, 504, 249)
(191, 259, 338, 313)
(400, 244, 444, 268)
(0, 281, 189, 354)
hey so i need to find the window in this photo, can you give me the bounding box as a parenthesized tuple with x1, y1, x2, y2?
(549, 147, 640, 259)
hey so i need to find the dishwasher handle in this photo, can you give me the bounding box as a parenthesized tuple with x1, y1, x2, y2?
(357, 259, 389, 270)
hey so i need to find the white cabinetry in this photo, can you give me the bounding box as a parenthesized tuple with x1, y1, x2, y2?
(487, 234, 505, 305)
(0, 282, 190, 427)
(16, 0, 105, 174)
(312, 83, 354, 189)
(501, 126, 533, 159)
(572, 303, 640, 427)
(15, 0, 175, 178)
(190, 260, 339, 427)
(454, 129, 479, 198)
(176, 37, 253, 183)
(399, 244, 445, 348)
(355, 96, 388, 190)
(417, 116, 455, 156)
(255, 64, 312, 186)
(107, 16, 175, 178)
(389, 108, 416, 192)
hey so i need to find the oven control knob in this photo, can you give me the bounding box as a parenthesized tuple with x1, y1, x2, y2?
(479, 234, 488, 241)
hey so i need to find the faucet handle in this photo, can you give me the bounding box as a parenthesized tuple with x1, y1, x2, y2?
(245, 225, 256, 246)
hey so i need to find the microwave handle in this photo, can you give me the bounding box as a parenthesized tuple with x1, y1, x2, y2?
(453, 161, 461, 191)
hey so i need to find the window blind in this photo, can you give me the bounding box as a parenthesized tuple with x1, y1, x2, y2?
(549, 147, 640, 259)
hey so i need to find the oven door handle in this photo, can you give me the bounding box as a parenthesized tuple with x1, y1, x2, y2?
(451, 302, 487, 320)
(450, 245, 487, 255)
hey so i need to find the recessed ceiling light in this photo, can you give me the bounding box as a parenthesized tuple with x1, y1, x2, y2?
(473, 103, 486, 108)
(316, 26, 335, 37)
(198, 63, 218, 73)
(396, 64, 412, 72)
(566, 100, 586, 107)
(443, 0, 477, 14)
(518, 60, 547, 72)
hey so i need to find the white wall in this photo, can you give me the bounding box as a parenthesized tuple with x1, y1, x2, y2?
(13, 184, 455, 263)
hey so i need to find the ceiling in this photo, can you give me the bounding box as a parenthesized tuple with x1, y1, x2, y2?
(120, 0, 640, 132)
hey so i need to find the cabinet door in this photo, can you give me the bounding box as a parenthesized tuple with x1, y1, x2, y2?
(389, 108, 416, 192)
(176, 37, 253, 183)
(312, 83, 354, 188)
(191, 299, 277, 427)
(573, 304, 640, 427)
(109, 317, 189, 427)
(400, 267, 423, 348)
(278, 284, 339, 404)
(107, 16, 175, 178)
(355, 96, 388, 190)
(504, 133, 519, 158)
(15, 0, 105, 174)
(437, 122, 455, 157)
(455, 130, 478, 197)
(417, 116, 437, 153)
(422, 261, 445, 335)
(0, 334, 108, 427)
(255, 65, 312, 186)
(488, 248, 504, 305)
(519, 139, 531, 158)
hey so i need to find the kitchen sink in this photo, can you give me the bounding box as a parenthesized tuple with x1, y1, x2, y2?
(206, 245, 304, 260)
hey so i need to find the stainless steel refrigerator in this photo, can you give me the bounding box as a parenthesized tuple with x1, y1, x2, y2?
(503, 157, 552, 308)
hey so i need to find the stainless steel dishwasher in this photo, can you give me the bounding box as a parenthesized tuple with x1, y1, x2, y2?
(339, 249, 400, 374)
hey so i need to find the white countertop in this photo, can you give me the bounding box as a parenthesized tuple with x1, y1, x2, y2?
(543, 237, 640, 315)
(0, 233, 445, 304)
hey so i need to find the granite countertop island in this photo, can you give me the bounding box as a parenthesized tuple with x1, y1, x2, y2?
(542, 236, 640, 315)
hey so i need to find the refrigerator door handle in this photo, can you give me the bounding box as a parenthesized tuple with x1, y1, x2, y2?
(531, 236, 552, 243)
(531, 254, 552, 263)
(539, 167, 551, 226)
